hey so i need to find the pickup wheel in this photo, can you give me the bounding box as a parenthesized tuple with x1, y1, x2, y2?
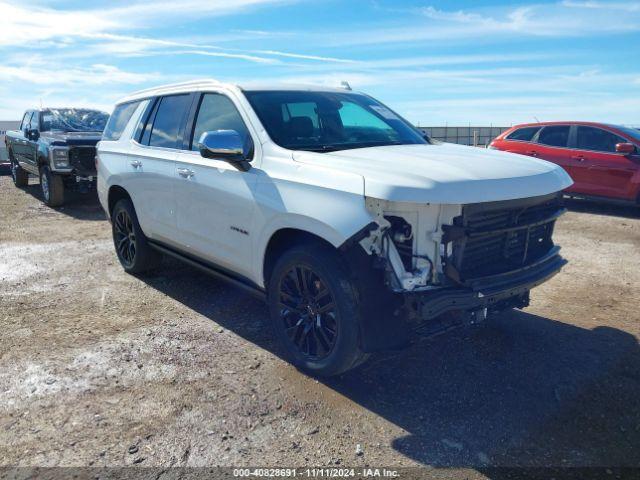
(10, 157, 29, 187)
(267, 244, 368, 377)
(40, 166, 64, 207)
(111, 199, 161, 274)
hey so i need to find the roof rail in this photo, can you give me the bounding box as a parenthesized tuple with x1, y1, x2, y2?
(126, 79, 221, 97)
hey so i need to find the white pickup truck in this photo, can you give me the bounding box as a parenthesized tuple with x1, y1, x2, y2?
(97, 80, 572, 376)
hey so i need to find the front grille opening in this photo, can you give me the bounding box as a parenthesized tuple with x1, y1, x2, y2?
(446, 194, 562, 282)
(69, 147, 97, 173)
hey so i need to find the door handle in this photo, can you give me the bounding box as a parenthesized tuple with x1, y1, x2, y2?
(177, 168, 194, 178)
(525, 150, 538, 157)
(130, 160, 142, 168)
(571, 155, 586, 162)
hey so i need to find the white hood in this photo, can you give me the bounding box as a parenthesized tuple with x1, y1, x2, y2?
(293, 143, 573, 204)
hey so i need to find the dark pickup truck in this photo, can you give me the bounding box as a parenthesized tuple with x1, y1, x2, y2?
(5, 108, 109, 206)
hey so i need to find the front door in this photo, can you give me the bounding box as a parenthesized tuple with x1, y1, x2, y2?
(174, 92, 259, 279)
(13, 111, 32, 167)
(23, 111, 40, 170)
(571, 126, 639, 200)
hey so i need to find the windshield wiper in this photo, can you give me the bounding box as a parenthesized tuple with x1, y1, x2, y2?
(293, 141, 407, 153)
(293, 145, 341, 153)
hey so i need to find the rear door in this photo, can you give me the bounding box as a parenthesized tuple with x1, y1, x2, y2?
(127, 93, 194, 245)
(497, 126, 542, 156)
(570, 125, 638, 200)
(532, 125, 575, 190)
(174, 91, 260, 279)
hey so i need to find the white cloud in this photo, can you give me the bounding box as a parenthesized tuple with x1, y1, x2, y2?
(253, 50, 356, 63)
(101, 0, 296, 25)
(0, 0, 296, 47)
(120, 48, 282, 64)
(321, 2, 640, 46)
(0, 2, 117, 46)
(561, 1, 640, 12)
(0, 62, 160, 86)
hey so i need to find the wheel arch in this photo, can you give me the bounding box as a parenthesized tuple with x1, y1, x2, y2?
(107, 185, 132, 216)
(262, 227, 338, 289)
(37, 153, 48, 167)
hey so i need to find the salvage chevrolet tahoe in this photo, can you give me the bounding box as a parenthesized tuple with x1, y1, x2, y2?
(6, 108, 109, 206)
(97, 80, 573, 376)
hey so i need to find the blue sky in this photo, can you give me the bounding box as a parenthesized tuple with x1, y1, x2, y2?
(1, 0, 639, 125)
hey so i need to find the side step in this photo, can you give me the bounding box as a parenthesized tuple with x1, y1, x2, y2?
(149, 241, 267, 301)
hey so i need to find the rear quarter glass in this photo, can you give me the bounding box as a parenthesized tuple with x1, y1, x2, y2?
(103, 101, 142, 141)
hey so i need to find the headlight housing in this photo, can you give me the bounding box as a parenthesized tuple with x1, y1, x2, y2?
(50, 147, 70, 169)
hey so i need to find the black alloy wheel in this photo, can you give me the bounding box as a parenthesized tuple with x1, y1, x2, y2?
(267, 244, 368, 376)
(114, 208, 137, 268)
(111, 198, 162, 274)
(278, 265, 339, 360)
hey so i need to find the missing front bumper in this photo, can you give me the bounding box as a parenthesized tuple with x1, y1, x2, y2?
(406, 250, 566, 321)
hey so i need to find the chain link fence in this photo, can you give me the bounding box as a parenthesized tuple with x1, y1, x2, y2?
(418, 126, 509, 147)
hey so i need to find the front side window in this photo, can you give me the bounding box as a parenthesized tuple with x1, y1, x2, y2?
(29, 112, 40, 131)
(148, 95, 192, 149)
(507, 126, 540, 142)
(537, 126, 570, 148)
(614, 126, 640, 144)
(245, 90, 426, 152)
(577, 126, 626, 153)
(42, 109, 109, 133)
(191, 93, 252, 154)
(20, 111, 32, 130)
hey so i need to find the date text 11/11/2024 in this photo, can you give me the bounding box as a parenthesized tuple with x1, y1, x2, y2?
(232, 468, 400, 478)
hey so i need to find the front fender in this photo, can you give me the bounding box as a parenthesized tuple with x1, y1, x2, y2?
(251, 167, 377, 286)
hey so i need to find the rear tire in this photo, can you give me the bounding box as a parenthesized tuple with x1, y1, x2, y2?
(10, 156, 29, 187)
(111, 198, 162, 274)
(267, 243, 368, 377)
(40, 166, 64, 207)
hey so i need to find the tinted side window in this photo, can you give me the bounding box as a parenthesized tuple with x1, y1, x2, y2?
(537, 126, 570, 148)
(577, 126, 626, 153)
(29, 112, 40, 131)
(20, 112, 31, 130)
(103, 101, 142, 141)
(507, 126, 540, 142)
(148, 95, 191, 149)
(191, 93, 251, 153)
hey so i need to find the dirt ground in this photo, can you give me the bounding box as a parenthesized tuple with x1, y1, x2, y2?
(1, 171, 639, 476)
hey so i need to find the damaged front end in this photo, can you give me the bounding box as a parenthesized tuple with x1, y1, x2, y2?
(358, 196, 461, 293)
(353, 193, 567, 343)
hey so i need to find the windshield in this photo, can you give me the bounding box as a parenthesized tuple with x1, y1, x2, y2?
(244, 90, 427, 152)
(41, 108, 109, 133)
(614, 125, 640, 144)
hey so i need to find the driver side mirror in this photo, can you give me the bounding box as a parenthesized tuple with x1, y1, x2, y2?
(198, 130, 251, 172)
(615, 142, 635, 155)
(27, 128, 39, 141)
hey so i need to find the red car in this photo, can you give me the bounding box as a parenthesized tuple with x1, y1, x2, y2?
(490, 122, 640, 204)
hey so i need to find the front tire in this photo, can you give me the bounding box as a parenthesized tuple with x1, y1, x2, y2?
(111, 199, 161, 274)
(267, 244, 368, 377)
(40, 166, 64, 207)
(10, 156, 29, 187)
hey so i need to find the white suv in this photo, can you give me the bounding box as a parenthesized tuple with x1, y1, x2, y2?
(97, 80, 572, 376)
